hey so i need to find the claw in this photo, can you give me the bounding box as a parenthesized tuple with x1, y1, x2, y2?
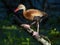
(21, 24, 30, 29)
(32, 31, 39, 37)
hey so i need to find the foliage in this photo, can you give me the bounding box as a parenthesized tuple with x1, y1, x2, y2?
(0, 13, 60, 45)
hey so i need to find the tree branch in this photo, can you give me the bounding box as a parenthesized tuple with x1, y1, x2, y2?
(21, 24, 51, 45)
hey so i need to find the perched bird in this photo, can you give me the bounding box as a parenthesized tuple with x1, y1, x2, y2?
(14, 4, 47, 21)
(14, 4, 48, 33)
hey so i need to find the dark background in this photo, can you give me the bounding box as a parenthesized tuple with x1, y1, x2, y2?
(0, 0, 60, 45)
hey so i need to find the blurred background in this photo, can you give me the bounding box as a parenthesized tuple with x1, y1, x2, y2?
(0, 0, 60, 45)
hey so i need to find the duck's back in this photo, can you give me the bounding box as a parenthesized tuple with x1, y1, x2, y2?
(23, 9, 44, 20)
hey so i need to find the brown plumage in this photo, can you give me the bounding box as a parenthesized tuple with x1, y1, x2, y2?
(14, 4, 48, 21)
(14, 4, 48, 33)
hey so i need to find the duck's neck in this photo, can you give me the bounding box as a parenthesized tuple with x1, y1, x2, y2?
(23, 8, 26, 13)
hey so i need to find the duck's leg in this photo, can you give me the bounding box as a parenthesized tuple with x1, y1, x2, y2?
(36, 16, 43, 33)
(37, 21, 39, 34)
(34, 16, 40, 34)
(30, 21, 36, 26)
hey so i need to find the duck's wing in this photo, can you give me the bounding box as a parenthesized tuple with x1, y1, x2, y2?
(23, 9, 45, 20)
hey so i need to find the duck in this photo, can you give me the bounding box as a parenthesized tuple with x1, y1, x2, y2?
(14, 4, 48, 33)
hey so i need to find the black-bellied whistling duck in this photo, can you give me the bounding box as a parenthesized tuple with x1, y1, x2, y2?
(14, 4, 48, 33)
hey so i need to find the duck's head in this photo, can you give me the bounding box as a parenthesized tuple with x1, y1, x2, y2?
(14, 4, 26, 12)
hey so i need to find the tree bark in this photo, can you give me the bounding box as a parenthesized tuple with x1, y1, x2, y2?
(21, 24, 51, 45)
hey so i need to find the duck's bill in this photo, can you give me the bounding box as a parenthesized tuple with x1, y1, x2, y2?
(14, 8, 19, 12)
